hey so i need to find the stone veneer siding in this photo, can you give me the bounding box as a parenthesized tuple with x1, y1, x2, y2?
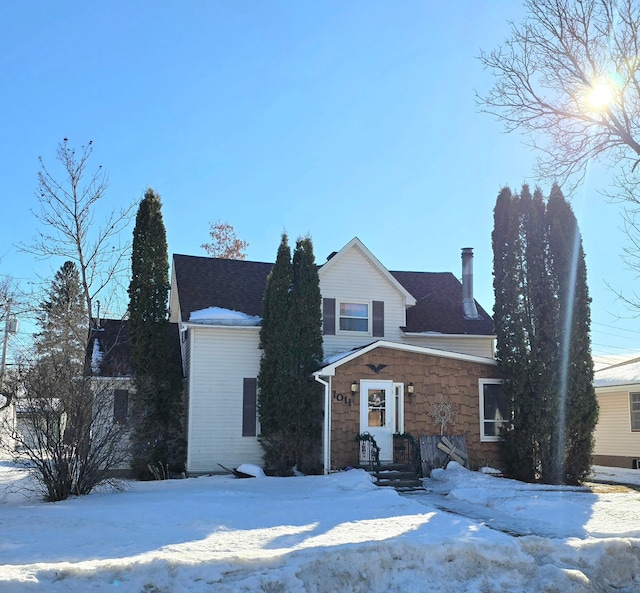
(329, 347, 502, 471)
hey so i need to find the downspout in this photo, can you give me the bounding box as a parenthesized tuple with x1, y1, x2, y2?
(314, 374, 331, 475)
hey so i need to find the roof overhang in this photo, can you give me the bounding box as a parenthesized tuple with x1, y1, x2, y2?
(594, 382, 640, 393)
(181, 321, 260, 331)
(314, 339, 497, 377)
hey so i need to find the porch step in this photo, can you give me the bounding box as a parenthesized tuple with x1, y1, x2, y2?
(371, 464, 424, 492)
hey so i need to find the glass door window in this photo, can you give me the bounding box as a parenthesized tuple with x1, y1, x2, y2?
(367, 389, 386, 427)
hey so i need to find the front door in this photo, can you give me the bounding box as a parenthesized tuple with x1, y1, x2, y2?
(360, 380, 394, 462)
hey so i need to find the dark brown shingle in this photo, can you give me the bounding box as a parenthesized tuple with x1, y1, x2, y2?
(88, 319, 182, 377)
(390, 271, 494, 335)
(88, 319, 132, 377)
(173, 254, 273, 322)
(171, 255, 494, 336)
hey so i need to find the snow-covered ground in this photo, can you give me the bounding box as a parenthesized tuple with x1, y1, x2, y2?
(1, 461, 639, 592)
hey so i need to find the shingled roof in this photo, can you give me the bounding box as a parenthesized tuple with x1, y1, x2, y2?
(88, 319, 133, 377)
(173, 254, 494, 336)
(390, 271, 494, 335)
(173, 254, 273, 322)
(87, 319, 182, 377)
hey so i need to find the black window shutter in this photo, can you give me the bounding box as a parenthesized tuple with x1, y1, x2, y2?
(113, 389, 129, 424)
(372, 301, 384, 337)
(323, 298, 336, 335)
(242, 378, 257, 437)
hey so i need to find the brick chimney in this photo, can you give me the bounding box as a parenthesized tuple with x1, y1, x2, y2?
(461, 248, 480, 319)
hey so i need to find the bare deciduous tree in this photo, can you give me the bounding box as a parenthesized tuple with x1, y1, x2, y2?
(478, 0, 640, 191)
(201, 220, 248, 259)
(0, 358, 130, 501)
(21, 139, 136, 326)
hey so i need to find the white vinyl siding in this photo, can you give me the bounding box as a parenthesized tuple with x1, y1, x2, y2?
(321, 247, 406, 355)
(186, 325, 262, 473)
(404, 335, 495, 358)
(594, 389, 640, 457)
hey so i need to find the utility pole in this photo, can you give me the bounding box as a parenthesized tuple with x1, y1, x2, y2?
(0, 299, 17, 395)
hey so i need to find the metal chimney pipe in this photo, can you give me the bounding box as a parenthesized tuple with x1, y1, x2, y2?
(461, 248, 479, 319)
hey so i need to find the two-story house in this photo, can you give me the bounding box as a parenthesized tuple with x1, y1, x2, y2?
(170, 237, 504, 474)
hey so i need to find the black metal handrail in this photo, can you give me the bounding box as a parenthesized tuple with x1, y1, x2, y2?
(393, 432, 421, 476)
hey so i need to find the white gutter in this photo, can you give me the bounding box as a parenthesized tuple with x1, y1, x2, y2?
(314, 374, 331, 475)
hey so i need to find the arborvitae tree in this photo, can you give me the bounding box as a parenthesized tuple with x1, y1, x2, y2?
(288, 237, 324, 473)
(521, 186, 559, 482)
(258, 233, 293, 474)
(258, 234, 323, 475)
(493, 187, 535, 481)
(493, 184, 596, 484)
(128, 188, 184, 478)
(547, 184, 598, 484)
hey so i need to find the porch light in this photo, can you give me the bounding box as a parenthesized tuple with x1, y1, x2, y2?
(351, 381, 358, 393)
(407, 382, 414, 396)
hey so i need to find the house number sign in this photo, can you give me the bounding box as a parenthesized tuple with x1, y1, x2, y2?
(332, 391, 352, 406)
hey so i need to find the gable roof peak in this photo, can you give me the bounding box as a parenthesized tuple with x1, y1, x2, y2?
(319, 237, 416, 306)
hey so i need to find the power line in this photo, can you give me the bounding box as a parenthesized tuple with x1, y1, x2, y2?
(592, 321, 640, 335)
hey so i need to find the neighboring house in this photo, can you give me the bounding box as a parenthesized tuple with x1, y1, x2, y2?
(4, 320, 134, 455)
(170, 237, 504, 474)
(88, 318, 134, 428)
(0, 394, 17, 454)
(593, 357, 640, 468)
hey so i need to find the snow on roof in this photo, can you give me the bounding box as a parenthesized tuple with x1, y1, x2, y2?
(594, 357, 640, 388)
(189, 307, 261, 326)
(322, 348, 362, 365)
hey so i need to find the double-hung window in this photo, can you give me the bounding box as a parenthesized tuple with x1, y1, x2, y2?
(631, 393, 640, 431)
(323, 298, 384, 337)
(479, 379, 507, 442)
(339, 301, 369, 333)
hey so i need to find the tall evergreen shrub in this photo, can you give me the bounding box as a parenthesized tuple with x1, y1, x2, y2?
(258, 234, 323, 475)
(493, 184, 597, 484)
(128, 188, 184, 478)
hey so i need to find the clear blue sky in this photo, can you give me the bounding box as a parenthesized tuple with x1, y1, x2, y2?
(0, 1, 637, 365)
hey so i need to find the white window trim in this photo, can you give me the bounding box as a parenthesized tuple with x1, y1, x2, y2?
(630, 392, 640, 432)
(479, 378, 505, 442)
(336, 299, 372, 336)
(393, 383, 405, 434)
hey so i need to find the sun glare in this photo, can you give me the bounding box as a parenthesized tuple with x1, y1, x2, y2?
(586, 79, 614, 111)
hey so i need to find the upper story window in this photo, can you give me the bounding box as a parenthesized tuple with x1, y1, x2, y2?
(339, 301, 369, 333)
(479, 379, 507, 442)
(322, 298, 384, 337)
(631, 393, 640, 431)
